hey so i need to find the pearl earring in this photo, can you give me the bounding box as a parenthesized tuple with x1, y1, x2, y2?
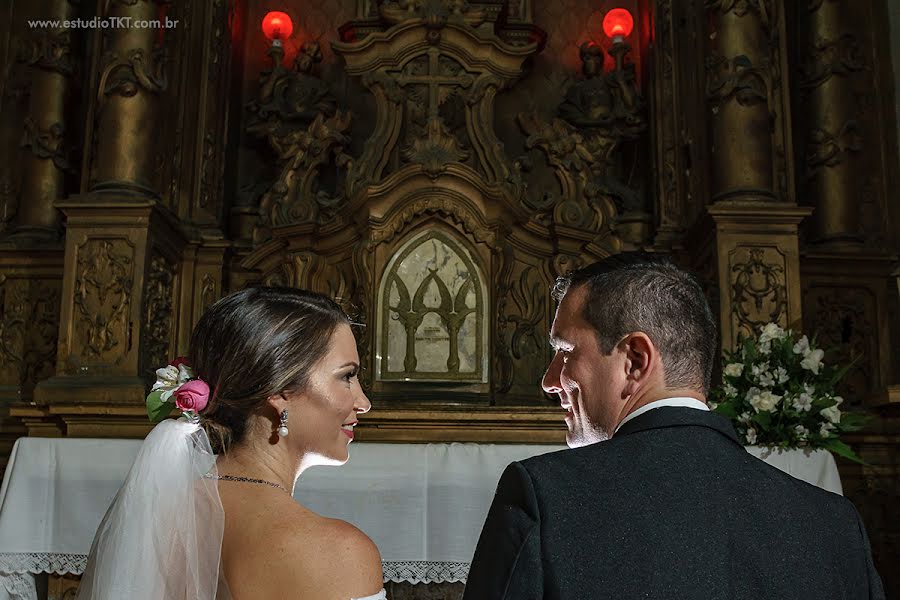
(277, 409, 289, 438)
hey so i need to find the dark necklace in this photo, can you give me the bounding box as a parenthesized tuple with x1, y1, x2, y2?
(204, 473, 290, 494)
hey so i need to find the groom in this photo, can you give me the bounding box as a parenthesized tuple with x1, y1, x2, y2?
(463, 252, 884, 599)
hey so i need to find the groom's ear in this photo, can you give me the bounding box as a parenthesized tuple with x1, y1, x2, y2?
(621, 332, 657, 397)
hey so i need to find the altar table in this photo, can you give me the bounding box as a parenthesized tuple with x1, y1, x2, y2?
(0, 437, 842, 600)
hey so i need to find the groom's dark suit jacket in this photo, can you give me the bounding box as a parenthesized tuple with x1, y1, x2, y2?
(463, 407, 884, 600)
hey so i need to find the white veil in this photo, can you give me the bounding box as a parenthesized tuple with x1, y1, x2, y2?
(76, 418, 228, 600)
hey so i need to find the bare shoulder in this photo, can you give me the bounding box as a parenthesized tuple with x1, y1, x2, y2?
(221, 490, 383, 599)
(270, 508, 384, 599)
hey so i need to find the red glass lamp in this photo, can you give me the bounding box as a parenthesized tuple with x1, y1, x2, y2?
(262, 11, 293, 47)
(602, 8, 633, 44)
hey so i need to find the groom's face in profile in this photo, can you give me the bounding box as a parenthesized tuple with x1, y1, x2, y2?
(543, 286, 628, 447)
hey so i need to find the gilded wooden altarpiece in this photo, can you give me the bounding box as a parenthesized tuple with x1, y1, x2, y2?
(1, 0, 899, 591)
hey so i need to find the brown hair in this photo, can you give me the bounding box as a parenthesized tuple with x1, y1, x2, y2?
(552, 252, 718, 395)
(189, 287, 350, 452)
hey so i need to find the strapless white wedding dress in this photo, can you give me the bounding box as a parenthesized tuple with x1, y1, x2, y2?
(353, 591, 387, 600)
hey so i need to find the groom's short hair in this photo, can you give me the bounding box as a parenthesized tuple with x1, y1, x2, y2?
(552, 252, 718, 395)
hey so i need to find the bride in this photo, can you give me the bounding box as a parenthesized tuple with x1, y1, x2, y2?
(77, 287, 386, 600)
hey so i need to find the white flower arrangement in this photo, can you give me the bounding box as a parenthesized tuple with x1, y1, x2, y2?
(711, 323, 867, 463)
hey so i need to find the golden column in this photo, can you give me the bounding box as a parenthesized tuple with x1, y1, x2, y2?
(33, 0, 183, 423)
(706, 0, 775, 202)
(7, 0, 77, 239)
(797, 1, 864, 246)
(705, 0, 810, 349)
(88, 0, 166, 196)
(0, 0, 73, 411)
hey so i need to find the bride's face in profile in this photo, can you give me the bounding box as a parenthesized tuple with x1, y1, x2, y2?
(291, 323, 371, 467)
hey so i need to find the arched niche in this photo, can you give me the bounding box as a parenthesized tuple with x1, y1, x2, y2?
(376, 228, 488, 386)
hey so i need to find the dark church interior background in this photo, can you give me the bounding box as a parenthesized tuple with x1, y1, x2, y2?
(0, 0, 898, 598)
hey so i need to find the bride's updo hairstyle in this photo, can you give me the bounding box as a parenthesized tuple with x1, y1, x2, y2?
(189, 286, 350, 452)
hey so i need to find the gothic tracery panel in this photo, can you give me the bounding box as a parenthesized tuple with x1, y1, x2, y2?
(377, 230, 487, 383)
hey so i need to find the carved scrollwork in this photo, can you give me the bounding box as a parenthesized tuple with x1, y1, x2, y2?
(804, 120, 863, 177)
(248, 42, 353, 242)
(73, 239, 135, 365)
(96, 47, 167, 108)
(516, 112, 619, 230)
(252, 111, 353, 242)
(705, 53, 771, 108)
(729, 247, 787, 338)
(263, 262, 295, 288)
(798, 34, 865, 92)
(21, 118, 72, 171)
(24, 280, 60, 387)
(200, 274, 217, 311)
(402, 116, 469, 178)
(141, 253, 175, 378)
(805, 286, 876, 405)
(706, 0, 774, 28)
(519, 112, 592, 173)
(496, 264, 546, 393)
(0, 277, 60, 389)
(0, 277, 24, 383)
(16, 29, 75, 76)
(349, 246, 374, 389)
(369, 197, 493, 248)
(248, 42, 334, 124)
(515, 39, 643, 232)
(379, 0, 487, 27)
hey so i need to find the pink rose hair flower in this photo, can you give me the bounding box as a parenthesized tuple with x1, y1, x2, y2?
(174, 379, 210, 413)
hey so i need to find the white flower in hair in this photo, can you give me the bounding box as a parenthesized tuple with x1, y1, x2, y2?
(152, 361, 196, 402)
(794, 424, 809, 440)
(152, 365, 179, 391)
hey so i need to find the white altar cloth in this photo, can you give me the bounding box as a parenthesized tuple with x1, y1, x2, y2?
(744, 445, 843, 495)
(0, 437, 565, 596)
(0, 436, 842, 599)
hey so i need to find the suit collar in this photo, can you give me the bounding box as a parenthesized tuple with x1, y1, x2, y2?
(614, 406, 741, 445)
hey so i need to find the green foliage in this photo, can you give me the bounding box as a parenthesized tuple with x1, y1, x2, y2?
(145, 389, 174, 423)
(711, 323, 867, 463)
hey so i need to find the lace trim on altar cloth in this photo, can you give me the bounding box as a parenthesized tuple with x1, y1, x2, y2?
(0, 553, 88, 575)
(0, 571, 38, 600)
(382, 561, 469, 584)
(0, 554, 470, 584)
